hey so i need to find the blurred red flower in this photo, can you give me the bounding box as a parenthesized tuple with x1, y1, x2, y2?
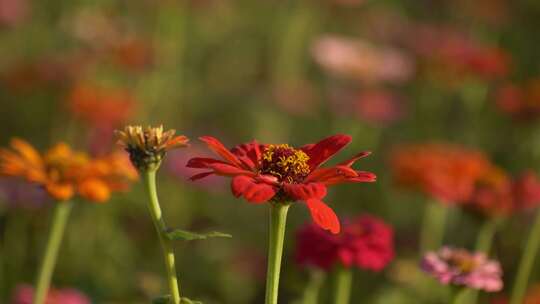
(111, 38, 154, 71)
(391, 143, 490, 203)
(12, 284, 90, 304)
(467, 168, 540, 217)
(0, 0, 28, 27)
(495, 79, 540, 120)
(187, 135, 376, 233)
(407, 25, 510, 82)
(295, 215, 394, 271)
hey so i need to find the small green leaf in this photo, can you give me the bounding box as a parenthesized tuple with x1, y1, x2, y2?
(152, 295, 171, 304)
(166, 228, 232, 241)
(181, 297, 203, 304)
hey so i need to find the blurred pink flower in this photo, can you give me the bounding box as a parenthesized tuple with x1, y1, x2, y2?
(295, 215, 394, 271)
(0, 0, 28, 27)
(312, 35, 414, 84)
(353, 89, 405, 126)
(421, 247, 503, 292)
(165, 146, 226, 192)
(12, 284, 90, 304)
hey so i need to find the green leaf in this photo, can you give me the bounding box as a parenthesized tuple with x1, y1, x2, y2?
(166, 228, 232, 241)
(181, 297, 203, 304)
(152, 295, 171, 304)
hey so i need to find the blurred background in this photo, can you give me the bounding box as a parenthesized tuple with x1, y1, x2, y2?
(1, 0, 540, 303)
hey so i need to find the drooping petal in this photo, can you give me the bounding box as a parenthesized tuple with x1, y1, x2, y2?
(338, 151, 371, 167)
(199, 136, 243, 168)
(284, 183, 327, 200)
(186, 157, 227, 168)
(231, 175, 276, 203)
(302, 134, 352, 169)
(189, 171, 214, 181)
(305, 199, 340, 234)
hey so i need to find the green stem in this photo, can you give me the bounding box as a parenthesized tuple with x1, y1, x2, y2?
(265, 202, 290, 304)
(33, 203, 72, 304)
(420, 202, 448, 253)
(301, 269, 325, 304)
(143, 170, 181, 304)
(475, 218, 499, 253)
(510, 209, 540, 304)
(464, 218, 501, 304)
(334, 266, 352, 304)
(451, 288, 468, 304)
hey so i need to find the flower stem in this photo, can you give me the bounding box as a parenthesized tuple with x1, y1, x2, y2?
(301, 269, 325, 304)
(451, 288, 468, 304)
(464, 218, 501, 304)
(33, 202, 72, 304)
(475, 218, 499, 253)
(420, 202, 447, 253)
(334, 266, 352, 304)
(265, 202, 290, 304)
(143, 170, 181, 304)
(510, 209, 540, 304)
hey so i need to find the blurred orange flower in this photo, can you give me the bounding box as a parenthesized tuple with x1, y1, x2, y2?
(0, 138, 136, 202)
(391, 143, 490, 203)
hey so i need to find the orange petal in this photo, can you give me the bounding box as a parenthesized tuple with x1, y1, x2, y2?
(78, 178, 111, 203)
(46, 182, 75, 201)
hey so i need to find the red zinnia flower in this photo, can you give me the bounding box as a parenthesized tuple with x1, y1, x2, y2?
(187, 135, 376, 233)
(295, 215, 394, 271)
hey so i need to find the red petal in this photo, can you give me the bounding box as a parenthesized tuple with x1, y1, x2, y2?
(199, 136, 243, 167)
(305, 199, 340, 234)
(186, 157, 227, 168)
(338, 151, 371, 167)
(305, 166, 358, 183)
(284, 183, 327, 200)
(302, 134, 352, 169)
(207, 162, 255, 177)
(231, 141, 262, 170)
(189, 171, 214, 181)
(231, 175, 276, 203)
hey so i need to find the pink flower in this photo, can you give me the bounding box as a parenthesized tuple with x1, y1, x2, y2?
(295, 215, 394, 271)
(12, 284, 90, 304)
(312, 35, 414, 84)
(353, 90, 405, 126)
(421, 247, 503, 292)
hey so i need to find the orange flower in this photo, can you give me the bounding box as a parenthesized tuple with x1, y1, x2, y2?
(391, 143, 490, 203)
(0, 138, 136, 202)
(116, 125, 189, 171)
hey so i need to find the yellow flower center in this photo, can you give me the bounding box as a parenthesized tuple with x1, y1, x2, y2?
(260, 144, 311, 183)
